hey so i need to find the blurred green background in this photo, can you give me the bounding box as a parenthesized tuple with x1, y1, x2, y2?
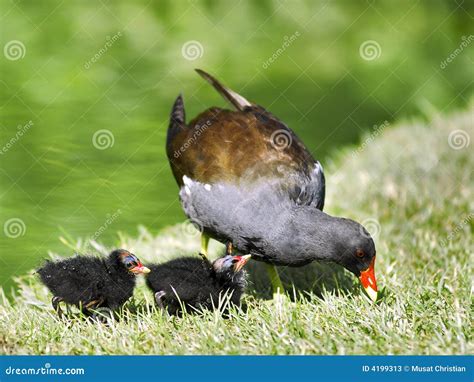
(0, 0, 472, 291)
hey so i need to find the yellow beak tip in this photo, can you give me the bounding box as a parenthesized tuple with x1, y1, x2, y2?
(364, 287, 378, 302)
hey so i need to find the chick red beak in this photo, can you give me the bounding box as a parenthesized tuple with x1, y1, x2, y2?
(359, 257, 377, 302)
(233, 254, 251, 272)
(131, 263, 151, 274)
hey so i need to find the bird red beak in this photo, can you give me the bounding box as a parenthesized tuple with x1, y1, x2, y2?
(359, 257, 377, 302)
(233, 254, 251, 272)
(130, 263, 151, 274)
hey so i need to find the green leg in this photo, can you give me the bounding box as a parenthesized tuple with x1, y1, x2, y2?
(265, 264, 285, 298)
(200, 233, 210, 260)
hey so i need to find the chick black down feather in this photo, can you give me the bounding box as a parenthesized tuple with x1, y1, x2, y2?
(146, 257, 246, 315)
(37, 252, 137, 311)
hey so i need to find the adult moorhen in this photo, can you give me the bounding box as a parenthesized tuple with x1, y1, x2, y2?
(145, 254, 250, 314)
(37, 249, 150, 318)
(166, 69, 378, 301)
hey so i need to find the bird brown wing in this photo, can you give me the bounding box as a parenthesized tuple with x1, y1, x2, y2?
(166, 69, 325, 210)
(167, 105, 324, 209)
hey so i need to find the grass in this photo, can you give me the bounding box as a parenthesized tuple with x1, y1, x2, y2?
(1, 107, 472, 355)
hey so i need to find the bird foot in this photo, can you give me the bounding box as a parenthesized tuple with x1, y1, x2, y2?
(90, 307, 115, 324)
(52, 296, 65, 319)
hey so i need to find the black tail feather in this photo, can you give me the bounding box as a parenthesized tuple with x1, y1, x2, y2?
(169, 94, 186, 128)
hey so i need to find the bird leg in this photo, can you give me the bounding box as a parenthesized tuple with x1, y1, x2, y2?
(84, 297, 104, 310)
(199, 233, 210, 260)
(79, 297, 105, 317)
(226, 241, 233, 256)
(154, 291, 166, 309)
(52, 296, 64, 319)
(265, 264, 285, 298)
(85, 298, 114, 323)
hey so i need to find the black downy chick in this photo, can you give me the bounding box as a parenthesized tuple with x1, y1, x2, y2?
(37, 249, 150, 318)
(145, 254, 251, 315)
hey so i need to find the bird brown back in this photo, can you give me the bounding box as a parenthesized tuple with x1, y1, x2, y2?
(166, 70, 323, 209)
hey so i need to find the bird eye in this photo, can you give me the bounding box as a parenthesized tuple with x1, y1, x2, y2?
(126, 262, 135, 268)
(355, 249, 365, 258)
